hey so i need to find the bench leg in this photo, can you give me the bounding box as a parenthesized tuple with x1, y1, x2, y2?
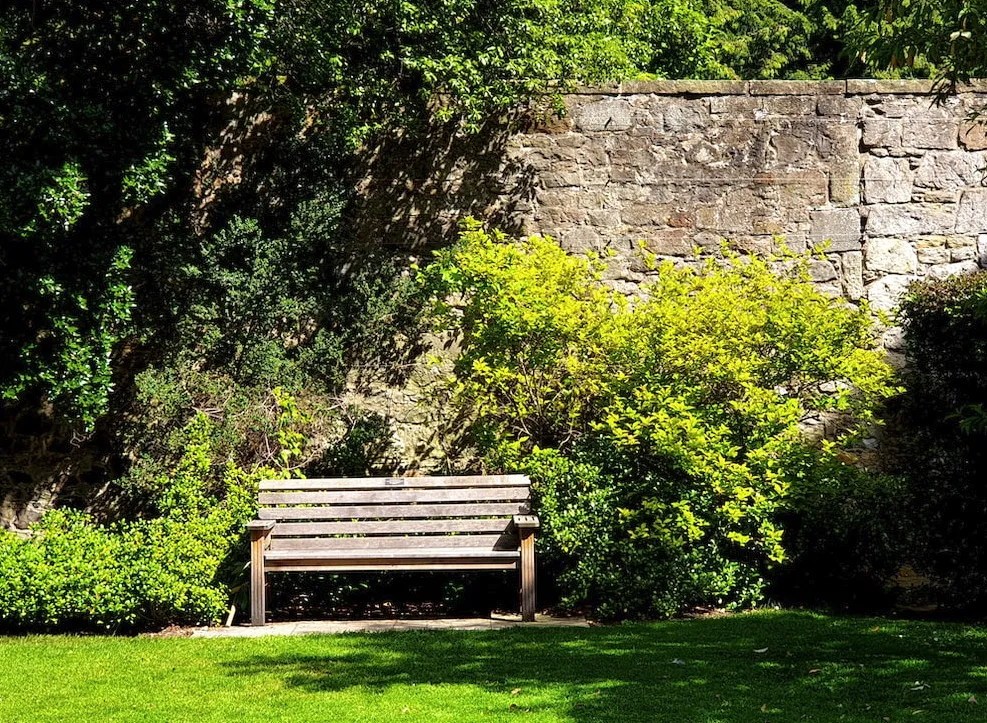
(519, 529, 536, 622)
(250, 531, 267, 626)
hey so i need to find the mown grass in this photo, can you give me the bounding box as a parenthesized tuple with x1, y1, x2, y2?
(2, 611, 986, 722)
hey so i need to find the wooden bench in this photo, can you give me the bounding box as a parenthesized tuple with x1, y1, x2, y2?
(247, 474, 539, 626)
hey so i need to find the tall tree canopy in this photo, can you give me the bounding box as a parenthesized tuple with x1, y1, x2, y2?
(0, 0, 871, 429)
(851, 0, 983, 93)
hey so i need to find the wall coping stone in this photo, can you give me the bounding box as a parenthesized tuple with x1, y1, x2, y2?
(749, 80, 846, 95)
(575, 79, 987, 97)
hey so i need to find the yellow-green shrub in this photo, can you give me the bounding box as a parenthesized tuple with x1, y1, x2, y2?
(420, 221, 898, 618)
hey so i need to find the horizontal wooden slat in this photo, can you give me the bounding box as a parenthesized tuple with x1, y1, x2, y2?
(271, 519, 511, 536)
(260, 475, 529, 491)
(270, 534, 518, 551)
(265, 561, 518, 572)
(259, 486, 528, 506)
(258, 502, 528, 521)
(266, 547, 520, 562)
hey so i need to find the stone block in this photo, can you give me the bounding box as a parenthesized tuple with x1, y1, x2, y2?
(809, 208, 861, 251)
(770, 133, 811, 161)
(914, 151, 985, 189)
(916, 237, 951, 265)
(951, 246, 976, 262)
(817, 121, 858, 158)
(609, 149, 655, 169)
(750, 80, 845, 95)
(817, 96, 859, 117)
(902, 107, 958, 149)
(830, 164, 861, 206)
(862, 156, 912, 203)
(663, 102, 709, 133)
(575, 148, 610, 167)
(728, 235, 777, 256)
(761, 96, 818, 116)
(862, 118, 902, 149)
(535, 188, 572, 208)
(846, 79, 936, 94)
(644, 229, 695, 256)
(666, 210, 695, 228)
(709, 96, 762, 116)
(561, 226, 605, 253)
(772, 170, 830, 209)
(587, 209, 621, 227)
(613, 79, 748, 96)
(926, 260, 980, 279)
(865, 237, 918, 274)
(866, 274, 919, 313)
(955, 188, 987, 233)
(753, 217, 784, 235)
(621, 202, 662, 226)
(552, 134, 589, 148)
(541, 170, 583, 188)
(863, 98, 915, 119)
(695, 206, 718, 230)
(609, 167, 638, 183)
(841, 251, 864, 300)
(528, 113, 574, 134)
(574, 100, 633, 132)
(809, 258, 838, 281)
(979, 234, 987, 266)
(917, 189, 961, 203)
(860, 118, 902, 151)
(959, 120, 987, 150)
(865, 204, 955, 235)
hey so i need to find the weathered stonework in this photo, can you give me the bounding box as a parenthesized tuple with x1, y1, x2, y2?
(347, 80, 987, 474)
(463, 81, 987, 322)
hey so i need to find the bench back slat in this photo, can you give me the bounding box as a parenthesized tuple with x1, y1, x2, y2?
(271, 519, 511, 536)
(258, 501, 529, 521)
(259, 474, 529, 491)
(258, 486, 528, 506)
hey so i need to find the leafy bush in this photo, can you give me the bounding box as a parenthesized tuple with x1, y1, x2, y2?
(0, 395, 305, 632)
(420, 221, 897, 618)
(771, 450, 909, 610)
(891, 271, 987, 611)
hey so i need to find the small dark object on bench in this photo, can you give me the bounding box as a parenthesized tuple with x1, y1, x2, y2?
(247, 474, 539, 626)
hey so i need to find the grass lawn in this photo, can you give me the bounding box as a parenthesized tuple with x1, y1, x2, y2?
(2, 610, 986, 722)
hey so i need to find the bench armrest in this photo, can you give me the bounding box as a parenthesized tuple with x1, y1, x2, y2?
(247, 519, 276, 534)
(513, 514, 540, 530)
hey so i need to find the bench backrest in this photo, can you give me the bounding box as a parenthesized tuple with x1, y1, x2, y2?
(257, 474, 532, 552)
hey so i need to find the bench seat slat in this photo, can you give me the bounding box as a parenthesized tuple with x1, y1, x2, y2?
(271, 519, 510, 536)
(265, 561, 518, 572)
(258, 502, 528, 520)
(260, 475, 529, 491)
(270, 533, 518, 551)
(259, 486, 529, 506)
(265, 547, 521, 561)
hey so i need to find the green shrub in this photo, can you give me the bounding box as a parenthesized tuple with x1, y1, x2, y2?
(420, 221, 898, 618)
(0, 397, 304, 632)
(892, 271, 987, 611)
(771, 450, 909, 610)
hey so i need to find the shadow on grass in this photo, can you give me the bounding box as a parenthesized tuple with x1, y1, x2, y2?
(223, 611, 987, 722)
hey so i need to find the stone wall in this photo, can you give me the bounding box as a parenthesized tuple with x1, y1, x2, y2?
(348, 79, 987, 465)
(359, 79, 987, 312)
(511, 80, 987, 312)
